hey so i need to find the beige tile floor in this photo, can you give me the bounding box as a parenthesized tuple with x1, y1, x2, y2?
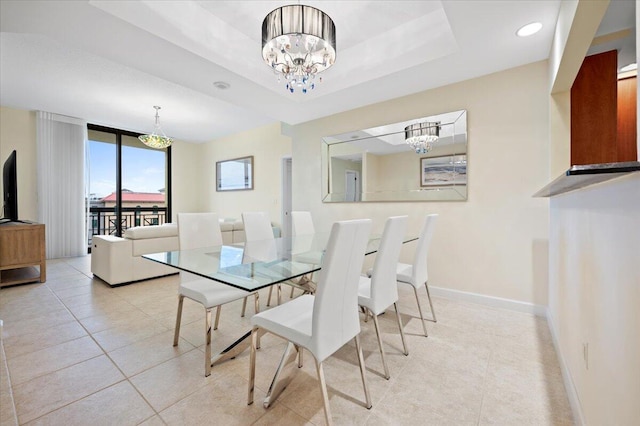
(0, 256, 573, 425)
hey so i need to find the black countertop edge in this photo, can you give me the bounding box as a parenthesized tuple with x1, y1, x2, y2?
(534, 161, 640, 197)
(566, 161, 640, 176)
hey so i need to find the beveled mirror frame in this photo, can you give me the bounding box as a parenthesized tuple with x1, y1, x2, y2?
(322, 110, 467, 202)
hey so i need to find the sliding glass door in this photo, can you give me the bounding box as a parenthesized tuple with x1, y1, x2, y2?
(87, 125, 171, 252)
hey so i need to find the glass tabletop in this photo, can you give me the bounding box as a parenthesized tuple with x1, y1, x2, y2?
(142, 232, 417, 292)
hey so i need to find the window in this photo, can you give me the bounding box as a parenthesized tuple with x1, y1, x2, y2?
(87, 124, 171, 251)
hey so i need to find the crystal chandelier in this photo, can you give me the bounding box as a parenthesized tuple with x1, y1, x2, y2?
(405, 122, 440, 154)
(139, 106, 173, 149)
(261, 4, 336, 93)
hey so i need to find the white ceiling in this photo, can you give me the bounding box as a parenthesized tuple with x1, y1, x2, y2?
(0, 0, 622, 144)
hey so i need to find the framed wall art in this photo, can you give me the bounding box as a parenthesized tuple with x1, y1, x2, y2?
(420, 154, 467, 187)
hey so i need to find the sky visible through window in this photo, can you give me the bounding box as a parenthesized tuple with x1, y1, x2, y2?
(88, 140, 166, 198)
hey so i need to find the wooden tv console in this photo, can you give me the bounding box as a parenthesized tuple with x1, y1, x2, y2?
(0, 222, 46, 287)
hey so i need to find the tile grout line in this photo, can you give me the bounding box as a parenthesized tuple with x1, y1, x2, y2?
(34, 262, 224, 424)
(55, 259, 172, 421)
(475, 340, 495, 426)
(0, 334, 19, 426)
(51, 259, 210, 423)
(18, 262, 167, 423)
(59, 258, 226, 424)
(1, 275, 106, 424)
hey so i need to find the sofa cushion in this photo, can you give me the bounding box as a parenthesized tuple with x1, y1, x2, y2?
(132, 236, 179, 256)
(124, 223, 178, 240)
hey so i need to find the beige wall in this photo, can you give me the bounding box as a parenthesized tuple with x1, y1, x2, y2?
(202, 122, 290, 226)
(291, 60, 551, 305)
(548, 173, 640, 425)
(0, 106, 38, 221)
(170, 140, 204, 222)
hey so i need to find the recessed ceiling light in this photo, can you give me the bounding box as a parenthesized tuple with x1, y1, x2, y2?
(620, 63, 637, 72)
(516, 22, 542, 37)
(213, 81, 230, 90)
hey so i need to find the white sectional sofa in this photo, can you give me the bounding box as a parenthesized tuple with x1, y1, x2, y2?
(91, 219, 279, 286)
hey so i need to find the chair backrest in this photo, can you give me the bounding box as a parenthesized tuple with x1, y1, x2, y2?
(291, 211, 315, 236)
(311, 219, 372, 362)
(177, 213, 222, 250)
(369, 216, 408, 311)
(412, 214, 438, 284)
(243, 238, 278, 263)
(242, 212, 273, 242)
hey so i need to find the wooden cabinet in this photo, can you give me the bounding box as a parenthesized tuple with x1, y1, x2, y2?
(571, 50, 638, 165)
(571, 50, 618, 165)
(0, 222, 46, 287)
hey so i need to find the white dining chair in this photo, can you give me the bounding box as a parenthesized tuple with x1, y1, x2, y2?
(358, 215, 408, 379)
(174, 212, 259, 377)
(396, 213, 438, 337)
(248, 219, 373, 425)
(241, 211, 285, 308)
(291, 210, 315, 235)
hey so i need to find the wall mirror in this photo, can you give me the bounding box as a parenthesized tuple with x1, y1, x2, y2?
(322, 110, 467, 202)
(216, 156, 254, 191)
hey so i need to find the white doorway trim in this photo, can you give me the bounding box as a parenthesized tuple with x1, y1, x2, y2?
(281, 156, 292, 238)
(345, 169, 360, 202)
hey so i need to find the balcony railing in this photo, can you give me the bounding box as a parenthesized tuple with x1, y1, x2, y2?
(88, 206, 168, 249)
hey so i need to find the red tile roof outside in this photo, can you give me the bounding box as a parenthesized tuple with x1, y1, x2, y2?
(100, 192, 165, 203)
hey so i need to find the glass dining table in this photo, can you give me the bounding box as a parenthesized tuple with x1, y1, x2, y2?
(143, 231, 417, 406)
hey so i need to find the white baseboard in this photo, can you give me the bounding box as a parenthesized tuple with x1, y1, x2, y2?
(429, 285, 547, 316)
(546, 309, 585, 426)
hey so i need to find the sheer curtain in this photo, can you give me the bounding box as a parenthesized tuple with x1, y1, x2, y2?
(36, 112, 87, 258)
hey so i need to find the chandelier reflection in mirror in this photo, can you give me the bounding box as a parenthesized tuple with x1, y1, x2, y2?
(405, 121, 440, 154)
(138, 106, 173, 149)
(261, 4, 336, 93)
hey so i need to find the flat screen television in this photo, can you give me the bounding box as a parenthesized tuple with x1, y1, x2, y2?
(2, 150, 18, 222)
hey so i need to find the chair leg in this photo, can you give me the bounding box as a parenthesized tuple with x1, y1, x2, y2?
(314, 358, 334, 426)
(205, 307, 213, 377)
(413, 286, 429, 337)
(371, 310, 390, 380)
(247, 327, 259, 405)
(298, 347, 303, 368)
(214, 305, 221, 330)
(290, 286, 295, 299)
(361, 306, 369, 322)
(394, 303, 409, 356)
(267, 286, 273, 306)
(254, 292, 260, 314)
(354, 334, 372, 409)
(173, 295, 184, 346)
(241, 296, 248, 317)
(254, 293, 261, 349)
(267, 284, 282, 306)
(277, 284, 282, 305)
(425, 281, 437, 322)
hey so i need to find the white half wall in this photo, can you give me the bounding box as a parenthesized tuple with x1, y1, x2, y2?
(291, 60, 551, 306)
(548, 172, 640, 425)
